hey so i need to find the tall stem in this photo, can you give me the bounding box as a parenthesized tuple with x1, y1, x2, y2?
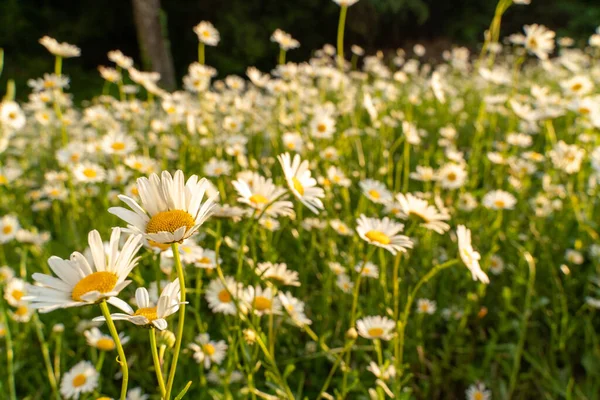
(336, 5, 348, 69)
(165, 242, 186, 400)
(278, 48, 286, 65)
(198, 43, 205, 65)
(32, 314, 60, 400)
(99, 300, 128, 400)
(150, 329, 167, 398)
(1, 303, 16, 400)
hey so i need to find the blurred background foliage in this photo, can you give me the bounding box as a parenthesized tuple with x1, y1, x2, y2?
(1, 0, 600, 99)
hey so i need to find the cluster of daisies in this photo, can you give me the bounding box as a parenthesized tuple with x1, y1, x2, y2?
(2, 0, 600, 398)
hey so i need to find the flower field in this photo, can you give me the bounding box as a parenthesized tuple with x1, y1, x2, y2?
(1, 0, 600, 399)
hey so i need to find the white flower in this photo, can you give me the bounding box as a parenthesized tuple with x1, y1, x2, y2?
(416, 298, 437, 314)
(194, 21, 220, 46)
(356, 316, 395, 340)
(360, 179, 392, 204)
(278, 153, 325, 214)
(271, 29, 300, 50)
(466, 382, 491, 400)
(278, 291, 312, 326)
(109, 170, 218, 245)
(83, 327, 129, 351)
(232, 172, 294, 218)
(39, 36, 81, 58)
(511, 24, 555, 60)
(436, 163, 467, 190)
(0, 101, 26, 131)
(256, 262, 300, 286)
(457, 225, 489, 284)
(93, 279, 183, 330)
(26, 229, 143, 312)
(243, 285, 282, 316)
(60, 361, 98, 399)
(0, 215, 20, 243)
(549, 141, 585, 174)
(4, 278, 27, 307)
(356, 215, 413, 255)
(482, 190, 517, 210)
(189, 333, 228, 369)
(205, 276, 240, 315)
(395, 193, 451, 234)
(355, 261, 379, 278)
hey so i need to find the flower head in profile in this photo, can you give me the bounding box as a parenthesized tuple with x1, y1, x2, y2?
(278, 153, 325, 214)
(26, 229, 142, 312)
(333, 0, 360, 7)
(93, 279, 183, 330)
(271, 29, 300, 51)
(194, 21, 220, 46)
(356, 215, 413, 255)
(395, 193, 451, 234)
(482, 190, 517, 210)
(39, 36, 81, 58)
(109, 170, 219, 246)
(356, 316, 395, 340)
(456, 225, 489, 284)
(83, 327, 129, 351)
(510, 24, 555, 60)
(60, 360, 98, 399)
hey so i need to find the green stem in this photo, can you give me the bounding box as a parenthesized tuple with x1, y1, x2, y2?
(32, 314, 60, 400)
(1, 303, 17, 400)
(150, 328, 167, 398)
(99, 300, 128, 400)
(508, 251, 536, 398)
(396, 259, 458, 376)
(336, 5, 348, 69)
(278, 48, 286, 65)
(165, 242, 186, 400)
(198, 43, 205, 65)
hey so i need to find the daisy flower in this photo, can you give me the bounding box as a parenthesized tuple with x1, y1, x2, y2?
(72, 162, 106, 184)
(310, 112, 336, 139)
(278, 153, 325, 214)
(356, 215, 413, 255)
(84, 327, 129, 351)
(549, 141, 585, 174)
(466, 382, 491, 400)
(0, 215, 20, 243)
(4, 278, 27, 307)
(26, 228, 142, 312)
(205, 276, 240, 315)
(10, 303, 34, 323)
(204, 158, 232, 177)
(232, 172, 294, 218)
(60, 361, 98, 399)
(416, 298, 437, 314)
(395, 193, 451, 234)
(436, 163, 467, 190)
(0, 101, 26, 131)
(189, 333, 228, 369)
(356, 316, 395, 340)
(255, 262, 300, 286)
(336, 274, 354, 293)
(278, 291, 312, 326)
(39, 36, 81, 58)
(330, 219, 353, 236)
(326, 166, 351, 187)
(271, 29, 300, 51)
(193, 21, 220, 46)
(489, 255, 504, 275)
(511, 24, 555, 60)
(109, 170, 219, 245)
(282, 132, 304, 152)
(456, 225, 489, 284)
(0, 266, 15, 284)
(243, 285, 282, 316)
(359, 179, 392, 204)
(101, 131, 137, 155)
(355, 261, 379, 278)
(482, 190, 517, 210)
(93, 279, 183, 330)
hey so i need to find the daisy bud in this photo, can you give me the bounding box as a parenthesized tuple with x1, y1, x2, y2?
(53, 323, 65, 333)
(243, 328, 257, 345)
(158, 330, 176, 348)
(346, 327, 358, 339)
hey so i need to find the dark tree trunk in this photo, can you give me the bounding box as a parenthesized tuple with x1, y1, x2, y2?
(131, 0, 176, 91)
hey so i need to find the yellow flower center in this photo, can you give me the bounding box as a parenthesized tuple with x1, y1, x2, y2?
(365, 230, 391, 245)
(72, 373, 87, 388)
(111, 142, 126, 151)
(494, 200, 506, 208)
(8, 112, 17, 120)
(447, 172, 457, 181)
(571, 83, 582, 92)
(202, 30, 211, 38)
(133, 306, 158, 322)
(368, 189, 380, 199)
(11, 289, 24, 301)
(253, 296, 272, 311)
(146, 210, 195, 234)
(71, 154, 80, 162)
(97, 397, 112, 400)
(292, 177, 304, 196)
(317, 123, 327, 132)
(3, 225, 13, 235)
(474, 393, 484, 400)
(218, 289, 231, 303)
(249, 194, 269, 204)
(0, 175, 6, 185)
(367, 327, 384, 338)
(83, 168, 98, 179)
(131, 187, 139, 196)
(198, 256, 211, 264)
(71, 271, 118, 301)
(96, 338, 116, 351)
(203, 343, 216, 355)
(15, 305, 28, 317)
